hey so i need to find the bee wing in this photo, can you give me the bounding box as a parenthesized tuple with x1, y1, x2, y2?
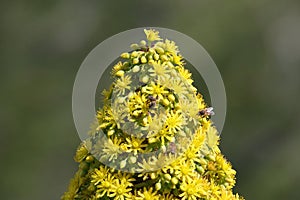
(207, 107, 215, 115)
(206, 107, 213, 112)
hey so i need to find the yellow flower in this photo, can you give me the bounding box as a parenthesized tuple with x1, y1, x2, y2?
(102, 136, 123, 161)
(218, 188, 238, 200)
(116, 171, 136, 185)
(125, 136, 147, 155)
(137, 158, 159, 174)
(190, 127, 206, 149)
(152, 129, 175, 145)
(144, 82, 168, 100)
(155, 39, 178, 55)
(91, 165, 110, 185)
(137, 187, 160, 200)
(63, 28, 244, 200)
(61, 173, 81, 200)
(183, 146, 201, 164)
(114, 75, 132, 95)
(148, 61, 170, 81)
(172, 54, 184, 66)
(179, 179, 201, 200)
(74, 143, 88, 162)
(163, 110, 186, 133)
(128, 91, 148, 119)
(174, 160, 196, 183)
(111, 102, 127, 129)
(144, 29, 162, 42)
(165, 76, 188, 97)
(112, 61, 124, 75)
(160, 193, 176, 200)
(110, 179, 133, 200)
(96, 174, 116, 198)
(206, 126, 220, 150)
(177, 66, 193, 84)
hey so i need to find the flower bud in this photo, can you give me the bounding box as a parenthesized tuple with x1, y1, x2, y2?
(85, 155, 94, 163)
(171, 177, 178, 185)
(199, 158, 208, 165)
(153, 53, 160, 60)
(130, 43, 139, 50)
(164, 174, 172, 181)
(148, 54, 153, 60)
(115, 70, 124, 77)
(150, 173, 156, 179)
(148, 137, 157, 143)
(196, 165, 205, 174)
(121, 52, 130, 59)
(141, 75, 149, 83)
(168, 94, 175, 102)
(162, 98, 170, 106)
(132, 65, 140, 73)
(160, 55, 168, 61)
(88, 184, 96, 192)
(107, 129, 115, 136)
(140, 40, 147, 47)
(155, 182, 161, 190)
(120, 159, 127, 169)
(155, 47, 164, 54)
(129, 156, 137, 164)
(140, 56, 147, 63)
(131, 51, 139, 57)
(149, 48, 156, 54)
(133, 58, 139, 65)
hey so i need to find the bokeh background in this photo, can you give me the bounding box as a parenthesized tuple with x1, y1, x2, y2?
(1, 0, 300, 199)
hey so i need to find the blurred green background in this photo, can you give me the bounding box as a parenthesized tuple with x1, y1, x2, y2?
(1, 0, 300, 199)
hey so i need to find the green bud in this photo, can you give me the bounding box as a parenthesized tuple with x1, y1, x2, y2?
(85, 155, 94, 163)
(130, 43, 139, 50)
(140, 40, 147, 47)
(79, 162, 89, 171)
(199, 158, 208, 165)
(196, 165, 205, 174)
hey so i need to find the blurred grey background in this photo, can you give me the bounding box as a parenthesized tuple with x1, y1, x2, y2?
(1, 0, 300, 199)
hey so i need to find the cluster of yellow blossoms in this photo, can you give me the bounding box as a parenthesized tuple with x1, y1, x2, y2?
(62, 29, 244, 200)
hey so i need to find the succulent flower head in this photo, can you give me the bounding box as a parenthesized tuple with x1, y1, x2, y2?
(62, 29, 244, 200)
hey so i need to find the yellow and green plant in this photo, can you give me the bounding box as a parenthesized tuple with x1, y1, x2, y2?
(62, 29, 244, 200)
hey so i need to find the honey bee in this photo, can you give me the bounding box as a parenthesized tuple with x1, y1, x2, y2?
(148, 95, 158, 109)
(198, 107, 215, 117)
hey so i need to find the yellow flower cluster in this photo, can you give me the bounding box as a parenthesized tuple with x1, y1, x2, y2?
(62, 29, 244, 200)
